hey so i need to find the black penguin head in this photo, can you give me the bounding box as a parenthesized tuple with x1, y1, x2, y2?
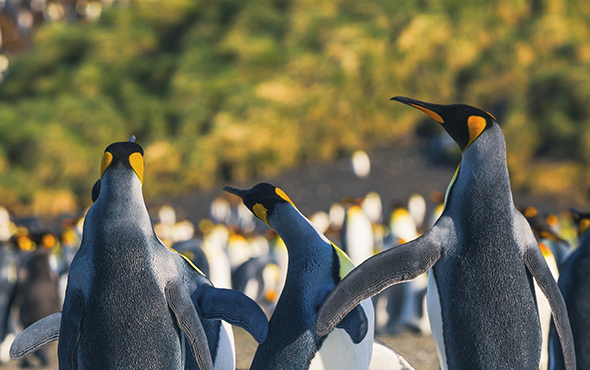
(391, 96, 497, 152)
(223, 183, 297, 227)
(99, 139, 144, 185)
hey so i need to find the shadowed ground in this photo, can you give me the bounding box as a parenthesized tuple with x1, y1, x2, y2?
(0, 330, 439, 369)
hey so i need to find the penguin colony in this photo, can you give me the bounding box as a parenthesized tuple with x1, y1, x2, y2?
(0, 97, 584, 369)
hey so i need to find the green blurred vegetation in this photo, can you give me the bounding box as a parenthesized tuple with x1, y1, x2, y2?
(1, 0, 590, 214)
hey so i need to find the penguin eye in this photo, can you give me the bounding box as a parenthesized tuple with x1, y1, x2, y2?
(100, 152, 113, 178)
(466, 116, 487, 149)
(275, 188, 297, 209)
(129, 152, 144, 185)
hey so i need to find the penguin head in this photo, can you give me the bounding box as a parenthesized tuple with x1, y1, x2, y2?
(91, 137, 144, 202)
(223, 183, 297, 227)
(391, 96, 496, 152)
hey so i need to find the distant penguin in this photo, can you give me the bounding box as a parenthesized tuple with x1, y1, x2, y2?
(523, 206, 571, 269)
(317, 97, 576, 369)
(343, 203, 374, 266)
(9, 139, 268, 370)
(536, 243, 559, 370)
(224, 183, 378, 370)
(387, 203, 429, 335)
(5, 248, 60, 367)
(549, 209, 590, 370)
(0, 242, 16, 362)
(172, 239, 210, 278)
(351, 150, 371, 179)
(201, 224, 233, 289)
(407, 193, 426, 231)
(362, 192, 383, 225)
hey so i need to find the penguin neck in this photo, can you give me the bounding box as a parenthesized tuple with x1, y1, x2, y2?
(269, 206, 332, 258)
(89, 168, 152, 233)
(455, 122, 514, 207)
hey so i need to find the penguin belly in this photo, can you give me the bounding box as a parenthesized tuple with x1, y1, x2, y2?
(309, 299, 374, 370)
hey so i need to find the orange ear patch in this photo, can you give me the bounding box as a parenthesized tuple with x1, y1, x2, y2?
(409, 103, 444, 123)
(275, 188, 297, 209)
(466, 116, 487, 148)
(100, 152, 113, 178)
(129, 152, 144, 185)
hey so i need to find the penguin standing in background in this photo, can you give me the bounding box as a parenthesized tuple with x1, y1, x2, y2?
(342, 201, 374, 266)
(9, 138, 268, 370)
(225, 183, 413, 370)
(317, 97, 576, 370)
(549, 209, 590, 370)
(4, 246, 60, 367)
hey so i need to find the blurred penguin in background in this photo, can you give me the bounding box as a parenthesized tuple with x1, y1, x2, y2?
(4, 244, 60, 367)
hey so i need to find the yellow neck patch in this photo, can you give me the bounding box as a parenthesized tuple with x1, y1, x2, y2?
(129, 152, 144, 185)
(100, 152, 113, 177)
(466, 115, 486, 149)
(275, 188, 297, 209)
(409, 103, 444, 123)
(332, 242, 355, 279)
(253, 203, 269, 226)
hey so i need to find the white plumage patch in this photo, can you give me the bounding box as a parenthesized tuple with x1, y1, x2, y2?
(309, 299, 374, 370)
(427, 272, 447, 370)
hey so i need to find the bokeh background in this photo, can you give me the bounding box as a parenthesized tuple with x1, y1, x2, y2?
(0, 0, 589, 214)
(0, 0, 589, 369)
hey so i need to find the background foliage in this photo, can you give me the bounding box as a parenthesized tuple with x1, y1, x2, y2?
(1, 0, 590, 214)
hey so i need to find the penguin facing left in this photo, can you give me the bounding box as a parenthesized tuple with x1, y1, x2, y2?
(316, 97, 576, 370)
(225, 183, 412, 370)
(9, 138, 268, 370)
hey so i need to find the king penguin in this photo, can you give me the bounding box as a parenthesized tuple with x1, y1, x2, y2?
(224, 183, 413, 370)
(548, 209, 590, 370)
(9, 138, 268, 370)
(316, 97, 576, 370)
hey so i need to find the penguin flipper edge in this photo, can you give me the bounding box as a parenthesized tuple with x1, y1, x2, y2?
(165, 281, 214, 370)
(524, 245, 576, 370)
(9, 312, 62, 360)
(316, 227, 443, 337)
(196, 285, 269, 344)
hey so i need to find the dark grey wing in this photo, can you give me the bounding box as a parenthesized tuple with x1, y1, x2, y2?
(165, 281, 214, 370)
(58, 289, 84, 370)
(524, 245, 576, 370)
(316, 226, 443, 336)
(196, 285, 268, 344)
(10, 312, 61, 360)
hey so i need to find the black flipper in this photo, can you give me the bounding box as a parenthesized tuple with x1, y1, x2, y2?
(196, 285, 268, 344)
(10, 312, 61, 360)
(316, 226, 444, 336)
(524, 245, 576, 370)
(57, 289, 84, 370)
(165, 281, 214, 370)
(335, 304, 368, 344)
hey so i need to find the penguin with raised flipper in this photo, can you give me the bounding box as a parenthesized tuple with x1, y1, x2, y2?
(9, 137, 268, 370)
(224, 183, 413, 370)
(316, 97, 576, 370)
(548, 209, 590, 370)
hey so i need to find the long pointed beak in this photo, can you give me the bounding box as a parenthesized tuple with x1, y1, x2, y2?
(391, 96, 445, 124)
(223, 186, 243, 198)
